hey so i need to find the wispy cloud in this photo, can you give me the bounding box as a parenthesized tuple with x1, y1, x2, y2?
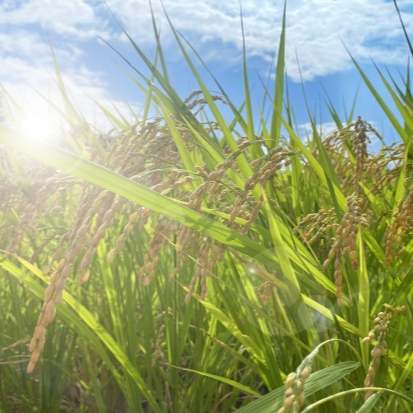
(0, 0, 411, 138)
(296, 121, 339, 138)
(2, 0, 412, 81)
(106, 0, 412, 80)
(0, 0, 111, 39)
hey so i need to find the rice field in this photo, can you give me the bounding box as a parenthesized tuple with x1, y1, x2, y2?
(1, 3, 413, 413)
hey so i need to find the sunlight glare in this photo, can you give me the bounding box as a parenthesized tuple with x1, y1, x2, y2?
(18, 110, 56, 142)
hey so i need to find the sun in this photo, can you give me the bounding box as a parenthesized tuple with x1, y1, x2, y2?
(17, 110, 57, 142)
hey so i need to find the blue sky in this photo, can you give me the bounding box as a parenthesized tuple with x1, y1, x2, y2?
(1, 0, 412, 146)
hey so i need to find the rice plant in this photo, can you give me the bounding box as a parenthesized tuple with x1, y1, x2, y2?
(1, 2, 413, 413)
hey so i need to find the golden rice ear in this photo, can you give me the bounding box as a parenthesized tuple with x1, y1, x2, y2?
(27, 360, 37, 374)
(361, 304, 406, 401)
(277, 351, 316, 413)
(79, 268, 90, 283)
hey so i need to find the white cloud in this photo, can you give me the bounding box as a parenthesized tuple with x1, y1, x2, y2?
(105, 0, 413, 81)
(0, 0, 111, 40)
(0, 30, 85, 72)
(296, 121, 339, 138)
(1, 0, 412, 82)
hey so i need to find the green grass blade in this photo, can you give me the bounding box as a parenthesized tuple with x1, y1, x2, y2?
(47, 37, 85, 128)
(169, 365, 261, 397)
(0, 125, 280, 272)
(176, 35, 250, 136)
(347, 50, 408, 144)
(148, 0, 170, 83)
(355, 392, 382, 413)
(91, 99, 129, 130)
(236, 361, 361, 413)
(239, 3, 255, 142)
(155, 94, 197, 174)
(269, 1, 287, 148)
(1, 256, 162, 411)
(158, 4, 253, 182)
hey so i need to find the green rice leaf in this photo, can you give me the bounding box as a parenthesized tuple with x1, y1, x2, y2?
(168, 365, 261, 397)
(236, 361, 361, 413)
(269, 1, 286, 148)
(355, 393, 382, 413)
(0, 125, 277, 272)
(0, 255, 162, 412)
